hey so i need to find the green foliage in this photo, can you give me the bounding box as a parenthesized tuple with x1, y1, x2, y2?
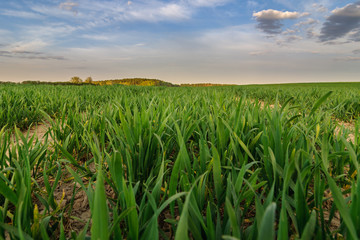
(70, 76, 83, 84)
(92, 78, 176, 86)
(0, 83, 359, 239)
(84, 77, 93, 84)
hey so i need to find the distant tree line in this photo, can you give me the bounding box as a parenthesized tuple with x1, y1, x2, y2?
(21, 81, 91, 86)
(10, 77, 176, 87)
(69, 77, 176, 86)
(70, 76, 93, 84)
(0, 81, 17, 85)
(1, 78, 233, 87)
(92, 78, 176, 87)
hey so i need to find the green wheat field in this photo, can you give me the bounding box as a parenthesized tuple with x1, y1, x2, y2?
(1, 82, 360, 239)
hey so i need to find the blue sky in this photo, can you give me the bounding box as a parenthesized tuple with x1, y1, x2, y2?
(0, 0, 360, 84)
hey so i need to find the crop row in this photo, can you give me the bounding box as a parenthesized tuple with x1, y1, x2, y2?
(0, 84, 359, 239)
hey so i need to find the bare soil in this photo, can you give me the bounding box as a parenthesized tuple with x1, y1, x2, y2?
(334, 120, 357, 143)
(10, 121, 52, 146)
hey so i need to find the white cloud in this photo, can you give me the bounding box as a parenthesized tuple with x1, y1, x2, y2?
(306, 28, 319, 38)
(253, 9, 309, 34)
(158, 4, 190, 19)
(282, 29, 297, 35)
(81, 34, 113, 41)
(126, 3, 190, 22)
(0, 9, 43, 19)
(59, 2, 78, 11)
(24, 0, 233, 27)
(31, 4, 79, 19)
(190, 0, 231, 7)
(9, 40, 49, 52)
(295, 18, 319, 27)
(32, 1, 192, 23)
(332, 3, 360, 17)
(312, 3, 328, 13)
(286, 35, 302, 42)
(24, 23, 79, 39)
(253, 9, 309, 20)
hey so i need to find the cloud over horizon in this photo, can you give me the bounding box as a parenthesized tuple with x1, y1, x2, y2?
(320, 1, 360, 42)
(253, 9, 309, 34)
(0, 50, 66, 60)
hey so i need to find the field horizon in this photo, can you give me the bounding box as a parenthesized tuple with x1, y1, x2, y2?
(2, 78, 360, 88)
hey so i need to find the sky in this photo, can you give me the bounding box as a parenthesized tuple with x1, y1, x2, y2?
(0, 0, 360, 84)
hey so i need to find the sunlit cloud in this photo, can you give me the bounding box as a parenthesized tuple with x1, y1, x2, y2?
(320, 1, 360, 42)
(253, 9, 309, 34)
(59, 1, 79, 15)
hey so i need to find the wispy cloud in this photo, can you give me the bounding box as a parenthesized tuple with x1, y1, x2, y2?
(9, 40, 49, 52)
(253, 9, 309, 34)
(249, 50, 270, 56)
(319, 1, 360, 42)
(81, 34, 113, 41)
(311, 3, 328, 13)
(348, 29, 360, 42)
(18, 23, 80, 45)
(295, 18, 319, 27)
(334, 56, 360, 61)
(0, 50, 65, 60)
(285, 35, 302, 42)
(0, 9, 43, 19)
(31, 0, 192, 23)
(59, 1, 79, 15)
(282, 29, 297, 35)
(126, 3, 191, 22)
(28, 0, 235, 25)
(189, 0, 231, 7)
(0, 39, 68, 61)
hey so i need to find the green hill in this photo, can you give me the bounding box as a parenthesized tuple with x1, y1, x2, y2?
(92, 78, 176, 86)
(20, 78, 176, 86)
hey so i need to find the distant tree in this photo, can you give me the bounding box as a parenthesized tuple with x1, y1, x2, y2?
(70, 76, 82, 84)
(84, 77, 93, 84)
